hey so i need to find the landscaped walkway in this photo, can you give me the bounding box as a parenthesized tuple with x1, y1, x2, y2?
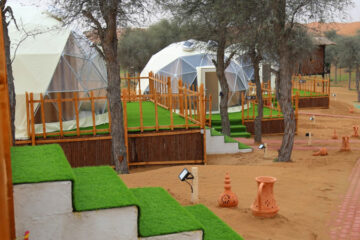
(329, 158, 360, 240)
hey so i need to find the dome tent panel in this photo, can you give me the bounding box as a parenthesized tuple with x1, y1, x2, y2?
(10, 4, 109, 139)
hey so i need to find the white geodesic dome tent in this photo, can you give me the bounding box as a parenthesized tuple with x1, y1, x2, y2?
(10, 4, 108, 139)
(140, 40, 252, 111)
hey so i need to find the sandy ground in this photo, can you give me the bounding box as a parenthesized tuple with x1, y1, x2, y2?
(121, 86, 360, 240)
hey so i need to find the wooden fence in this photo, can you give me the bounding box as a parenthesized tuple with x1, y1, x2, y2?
(292, 75, 330, 96)
(20, 73, 211, 146)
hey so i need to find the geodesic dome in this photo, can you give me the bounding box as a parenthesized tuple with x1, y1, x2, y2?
(10, 4, 108, 139)
(140, 40, 251, 94)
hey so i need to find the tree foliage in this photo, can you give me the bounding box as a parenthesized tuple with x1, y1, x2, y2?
(118, 19, 187, 73)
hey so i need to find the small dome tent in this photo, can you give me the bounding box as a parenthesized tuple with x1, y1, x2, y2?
(140, 40, 251, 112)
(10, 4, 108, 139)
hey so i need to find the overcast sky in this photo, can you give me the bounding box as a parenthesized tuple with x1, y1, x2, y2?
(11, 0, 360, 25)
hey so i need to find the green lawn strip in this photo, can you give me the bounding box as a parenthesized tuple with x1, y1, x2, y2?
(293, 89, 327, 97)
(37, 101, 198, 138)
(130, 187, 204, 237)
(210, 128, 251, 149)
(209, 106, 283, 122)
(185, 204, 244, 240)
(72, 166, 139, 211)
(11, 144, 75, 184)
(224, 135, 252, 149)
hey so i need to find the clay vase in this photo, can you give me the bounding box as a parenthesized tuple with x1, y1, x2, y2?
(218, 173, 238, 208)
(353, 125, 359, 137)
(340, 136, 351, 152)
(349, 107, 354, 114)
(313, 147, 328, 156)
(251, 176, 279, 218)
(332, 129, 338, 140)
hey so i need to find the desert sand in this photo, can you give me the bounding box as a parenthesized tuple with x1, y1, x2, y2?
(121, 85, 360, 240)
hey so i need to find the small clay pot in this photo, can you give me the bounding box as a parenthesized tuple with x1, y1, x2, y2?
(218, 173, 238, 208)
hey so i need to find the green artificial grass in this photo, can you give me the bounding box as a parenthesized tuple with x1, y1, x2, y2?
(72, 166, 139, 211)
(185, 204, 244, 240)
(210, 128, 251, 149)
(126, 101, 195, 131)
(40, 101, 197, 138)
(130, 187, 203, 237)
(11, 144, 75, 184)
(293, 89, 327, 97)
(209, 106, 283, 122)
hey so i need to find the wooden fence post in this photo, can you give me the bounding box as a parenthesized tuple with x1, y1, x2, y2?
(26, 92, 30, 138)
(154, 88, 159, 131)
(296, 91, 299, 134)
(208, 95, 212, 127)
(30, 93, 36, 145)
(184, 86, 189, 129)
(90, 91, 96, 136)
(74, 92, 80, 136)
(40, 93, 46, 139)
(178, 80, 184, 115)
(241, 92, 245, 125)
(149, 72, 154, 101)
(169, 85, 174, 130)
(57, 92, 63, 137)
(139, 93, 144, 132)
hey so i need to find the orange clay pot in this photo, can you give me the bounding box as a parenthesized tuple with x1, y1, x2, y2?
(332, 129, 338, 140)
(353, 125, 359, 137)
(349, 107, 354, 113)
(218, 173, 238, 208)
(340, 136, 351, 152)
(251, 176, 279, 218)
(313, 147, 328, 156)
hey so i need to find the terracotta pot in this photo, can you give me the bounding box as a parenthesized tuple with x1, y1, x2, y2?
(218, 173, 238, 208)
(251, 176, 279, 218)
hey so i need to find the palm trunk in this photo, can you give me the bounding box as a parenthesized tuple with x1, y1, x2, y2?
(215, 39, 231, 136)
(251, 52, 262, 143)
(2, 11, 15, 144)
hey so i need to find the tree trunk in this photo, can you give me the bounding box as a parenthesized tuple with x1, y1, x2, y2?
(334, 64, 337, 84)
(251, 52, 262, 143)
(215, 39, 231, 136)
(277, 50, 296, 162)
(356, 65, 360, 102)
(2, 10, 15, 144)
(349, 68, 352, 90)
(102, 15, 128, 174)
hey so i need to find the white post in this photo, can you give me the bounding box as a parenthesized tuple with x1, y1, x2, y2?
(191, 167, 199, 204)
(263, 143, 268, 158)
(308, 132, 312, 146)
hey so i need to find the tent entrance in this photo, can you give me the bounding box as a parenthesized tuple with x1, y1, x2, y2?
(205, 72, 219, 111)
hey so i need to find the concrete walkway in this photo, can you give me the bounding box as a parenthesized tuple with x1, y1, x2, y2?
(329, 159, 360, 240)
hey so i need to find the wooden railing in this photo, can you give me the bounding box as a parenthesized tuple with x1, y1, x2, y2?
(23, 73, 211, 145)
(292, 75, 330, 96)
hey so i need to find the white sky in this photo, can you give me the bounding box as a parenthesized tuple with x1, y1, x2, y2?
(10, 0, 360, 25)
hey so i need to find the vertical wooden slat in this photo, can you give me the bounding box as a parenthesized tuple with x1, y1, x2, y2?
(30, 93, 36, 145)
(25, 92, 30, 138)
(169, 85, 174, 130)
(296, 91, 299, 134)
(90, 91, 96, 136)
(122, 89, 129, 169)
(252, 100, 255, 120)
(184, 87, 189, 129)
(154, 89, 159, 131)
(139, 93, 144, 132)
(105, 93, 112, 133)
(178, 80, 184, 115)
(57, 93, 63, 137)
(241, 92, 245, 125)
(0, 9, 15, 238)
(40, 93, 46, 139)
(138, 73, 141, 95)
(208, 95, 212, 127)
(167, 77, 171, 108)
(74, 92, 80, 136)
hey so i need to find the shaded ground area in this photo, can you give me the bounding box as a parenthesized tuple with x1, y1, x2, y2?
(121, 85, 360, 240)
